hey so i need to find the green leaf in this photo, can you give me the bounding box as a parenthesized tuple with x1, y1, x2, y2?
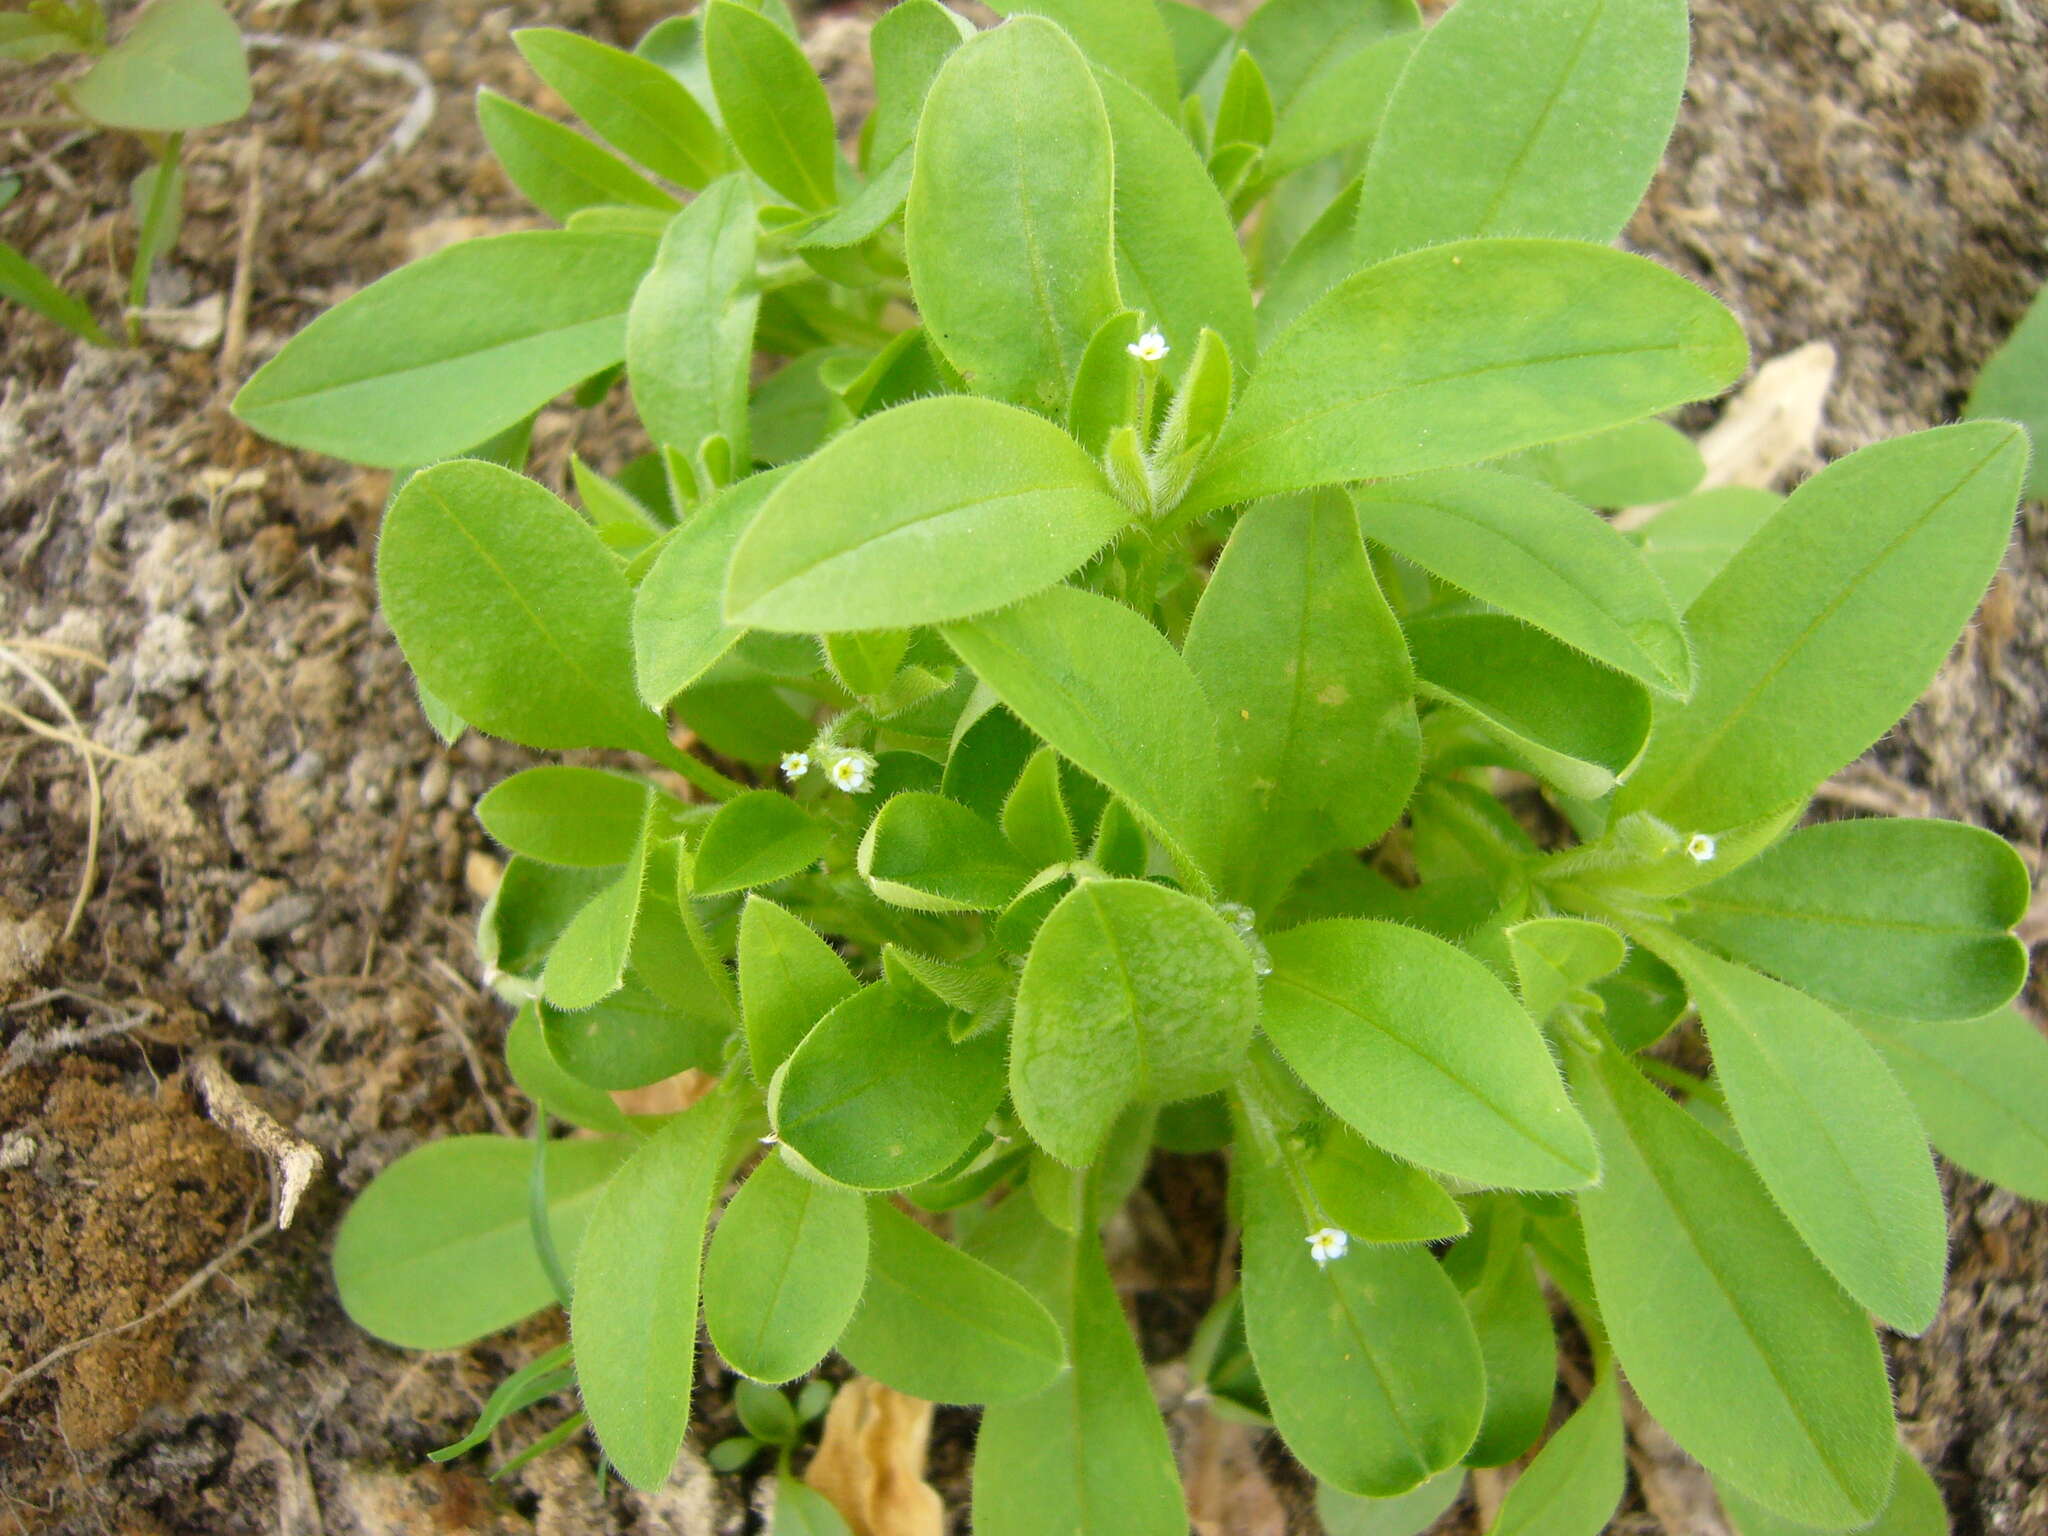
(774, 1479, 856, 1536)
(477, 90, 680, 223)
(1499, 419, 1706, 508)
(66, 0, 250, 131)
(1315, 1471, 1465, 1536)
(705, 0, 839, 210)
(1262, 31, 1419, 183)
(513, 28, 725, 189)
(1679, 818, 2028, 1024)
(1489, 1365, 1626, 1536)
(1355, 468, 1693, 697)
(379, 460, 671, 757)
(1012, 879, 1258, 1166)
(431, 1343, 575, 1462)
(990, 0, 1180, 114)
(233, 229, 657, 468)
(1861, 1008, 2048, 1202)
(704, 1155, 868, 1382)
(633, 467, 791, 709)
(0, 238, 115, 346)
(1188, 239, 1748, 514)
(1407, 613, 1652, 800)
(1594, 942, 1689, 1053)
(825, 630, 910, 699)
(836, 1199, 1067, 1404)
(573, 1095, 740, 1489)
(1094, 68, 1259, 376)
(692, 792, 831, 897)
(865, 0, 970, 173)
(906, 17, 1122, 411)
(0, 11, 85, 62)
(773, 980, 1007, 1189)
(1306, 1124, 1468, 1246)
(505, 1002, 635, 1135)
(723, 397, 1127, 632)
(1239, 1154, 1485, 1496)
(333, 1134, 629, 1349)
(1965, 282, 2048, 499)
(1618, 423, 2030, 832)
(1263, 919, 1600, 1191)
(857, 792, 1036, 912)
(1213, 49, 1275, 149)
(627, 175, 757, 463)
(734, 1378, 799, 1445)
(1240, 0, 1419, 121)
(1352, 0, 1687, 266)
(943, 585, 1224, 888)
(478, 766, 665, 868)
(482, 857, 612, 977)
(540, 803, 653, 1010)
(1652, 938, 1948, 1333)
(1447, 1206, 1554, 1468)
(1183, 490, 1419, 908)
(971, 1202, 1185, 1536)
(737, 896, 857, 1083)
(1566, 1041, 1897, 1528)
(1505, 917, 1628, 1026)
(1633, 486, 1783, 611)
(1002, 747, 1079, 867)
(1720, 1445, 1949, 1536)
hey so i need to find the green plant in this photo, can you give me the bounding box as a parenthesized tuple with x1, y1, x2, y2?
(237, 0, 2045, 1529)
(2, 0, 251, 344)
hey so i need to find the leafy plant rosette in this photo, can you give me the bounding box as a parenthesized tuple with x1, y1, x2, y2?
(234, 0, 2044, 1530)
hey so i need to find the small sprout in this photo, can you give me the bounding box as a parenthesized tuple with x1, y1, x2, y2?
(1306, 1227, 1350, 1267)
(828, 752, 875, 794)
(1687, 832, 1718, 864)
(1127, 329, 1169, 363)
(781, 750, 811, 782)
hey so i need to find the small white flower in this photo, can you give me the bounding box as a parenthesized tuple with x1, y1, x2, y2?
(1306, 1227, 1350, 1267)
(781, 751, 811, 782)
(828, 752, 875, 794)
(1686, 832, 1718, 864)
(759, 1132, 780, 1146)
(1127, 329, 1169, 363)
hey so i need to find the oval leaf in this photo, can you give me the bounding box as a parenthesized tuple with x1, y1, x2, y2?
(1012, 879, 1260, 1166)
(1353, 0, 1688, 265)
(705, 0, 839, 210)
(906, 17, 1121, 410)
(724, 396, 1127, 632)
(1567, 1041, 1897, 1528)
(1263, 919, 1600, 1191)
(477, 89, 679, 223)
(1187, 239, 1748, 515)
(513, 27, 725, 189)
(1618, 423, 2029, 832)
(1239, 1155, 1485, 1496)
(857, 791, 1036, 912)
(693, 791, 831, 897)
(1861, 1008, 2048, 1203)
(572, 1096, 741, 1489)
(1657, 939, 1948, 1334)
(1677, 817, 2029, 1024)
(633, 466, 791, 709)
(703, 1155, 868, 1383)
(1355, 467, 1692, 697)
(1184, 489, 1420, 911)
(333, 1134, 628, 1349)
(836, 1199, 1066, 1404)
(67, 0, 251, 131)
(232, 230, 656, 468)
(378, 459, 670, 756)
(627, 175, 758, 462)
(736, 896, 858, 1084)
(478, 766, 663, 868)
(773, 980, 1008, 1189)
(943, 585, 1224, 886)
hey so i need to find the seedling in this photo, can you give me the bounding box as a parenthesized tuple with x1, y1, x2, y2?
(238, 1, 2043, 1531)
(2, 0, 252, 344)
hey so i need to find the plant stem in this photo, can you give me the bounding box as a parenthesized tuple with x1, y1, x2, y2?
(124, 129, 182, 344)
(1636, 1054, 1726, 1110)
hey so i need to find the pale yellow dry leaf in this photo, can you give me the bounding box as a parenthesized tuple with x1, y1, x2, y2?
(1183, 1409, 1286, 1536)
(609, 1069, 717, 1119)
(805, 1377, 944, 1536)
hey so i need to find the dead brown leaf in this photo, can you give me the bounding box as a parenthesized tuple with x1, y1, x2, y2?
(804, 1377, 944, 1536)
(1183, 1409, 1287, 1536)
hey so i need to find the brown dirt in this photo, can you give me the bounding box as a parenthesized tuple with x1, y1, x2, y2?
(1, 1, 2045, 1533)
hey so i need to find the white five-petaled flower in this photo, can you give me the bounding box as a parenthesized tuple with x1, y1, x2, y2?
(1127, 329, 1169, 363)
(781, 751, 811, 782)
(1306, 1227, 1351, 1267)
(829, 752, 875, 794)
(1686, 832, 1718, 864)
